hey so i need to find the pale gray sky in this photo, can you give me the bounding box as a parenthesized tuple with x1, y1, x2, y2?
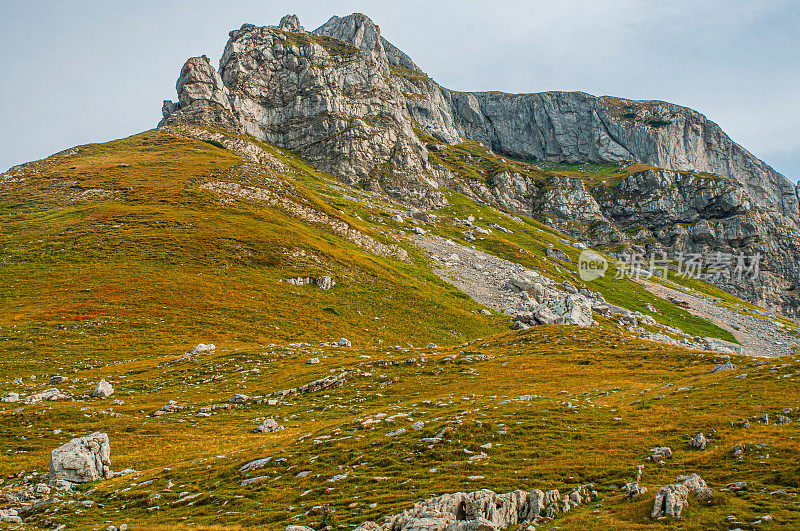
(1, 0, 798, 182)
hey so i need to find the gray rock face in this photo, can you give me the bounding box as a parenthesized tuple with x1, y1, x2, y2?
(595, 168, 800, 315)
(161, 14, 440, 208)
(159, 12, 800, 315)
(49, 432, 112, 485)
(401, 81, 799, 223)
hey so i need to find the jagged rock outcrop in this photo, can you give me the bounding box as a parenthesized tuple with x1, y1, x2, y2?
(651, 473, 713, 519)
(161, 14, 442, 208)
(159, 12, 799, 315)
(396, 72, 799, 223)
(593, 167, 800, 314)
(359, 485, 598, 530)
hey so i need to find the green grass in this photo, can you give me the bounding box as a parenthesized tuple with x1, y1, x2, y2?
(2, 328, 798, 529)
(1, 125, 791, 530)
(0, 130, 506, 374)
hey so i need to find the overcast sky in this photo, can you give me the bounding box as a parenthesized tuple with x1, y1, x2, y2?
(1, 0, 798, 182)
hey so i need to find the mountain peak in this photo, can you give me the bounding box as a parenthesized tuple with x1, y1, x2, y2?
(313, 13, 385, 59)
(278, 14, 304, 32)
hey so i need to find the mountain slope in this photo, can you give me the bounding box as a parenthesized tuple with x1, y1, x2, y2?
(1, 106, 799, 531)
(2, 13, 800, 531)
(0, 127, 508, 373)
(159, 13, 800, 317)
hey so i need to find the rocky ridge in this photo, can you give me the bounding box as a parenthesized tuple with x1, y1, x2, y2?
(159, 12, 799, 316)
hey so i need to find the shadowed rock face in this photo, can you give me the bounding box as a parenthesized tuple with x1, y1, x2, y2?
(159, 12, 799, 316)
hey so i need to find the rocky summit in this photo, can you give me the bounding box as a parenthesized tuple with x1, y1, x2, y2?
(2, 10, 800, 531)
(161, 13, 800, 317)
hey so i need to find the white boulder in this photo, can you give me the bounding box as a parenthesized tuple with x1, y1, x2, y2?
(92, 379, 114, 398)
(49, 432, 112, 485)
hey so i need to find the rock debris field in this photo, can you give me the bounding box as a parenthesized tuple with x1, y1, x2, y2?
(640, 280, 800, 358)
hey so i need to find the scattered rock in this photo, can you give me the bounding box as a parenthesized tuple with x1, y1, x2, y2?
(92, 378, 114, 399)
(625, 482, 647, 499)
(689, 433, 707, 450)
(725, 481, 747, 492)
(286, 275, 335, 290)
(239, 457, 271, 472)
(153, 401, 185, 417)
(252, 418, 284, 433)
(648, 446, 673, 462)
(711, 361, 736, 373)
(229, 394, 249, 404)
(24, 388, 67, 404)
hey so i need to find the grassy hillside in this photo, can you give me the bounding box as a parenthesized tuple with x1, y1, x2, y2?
(0, 129, 508, 375)
(2, 127, 795, 530)
(2, 327, 799, 529)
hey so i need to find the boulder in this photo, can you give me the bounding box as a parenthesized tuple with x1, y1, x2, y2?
(229, 394, 249, 404)
(1, 392, 19, 403)
(338, 338, 352, 347)
(545, 248, 571, 262)
(689, 432, 707, 450)
(534, 294, 593, 326)
(0, 509, 22, 524)
(49, 432, 112, 485)
(187, 343, 215, 357)
(252, 418, 284, 433)
(650, 483, 689, 518)
(525, 489, 545, 520)
(711, 361, 736, 373)
(92, 379, 114, 398)
(651, 473, 713, 519)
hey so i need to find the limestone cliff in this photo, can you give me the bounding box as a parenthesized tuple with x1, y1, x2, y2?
(159, 13, 799, 316)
